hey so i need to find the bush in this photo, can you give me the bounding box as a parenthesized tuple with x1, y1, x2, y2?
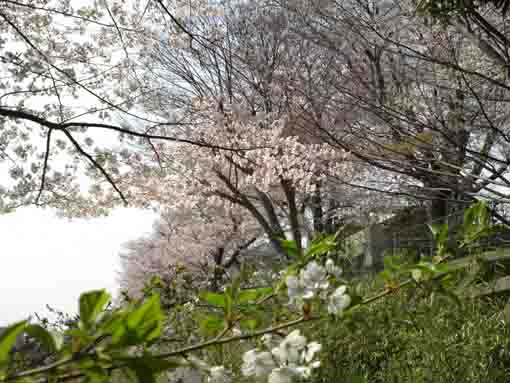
(311, 283, 510, 383)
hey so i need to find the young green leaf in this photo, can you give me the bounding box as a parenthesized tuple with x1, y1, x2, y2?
(240, 318, 258, 332)
(280, 239, 299, 258)
(79, 290, 111, 329)
(121, 355, 181, 383)
(428, 223, 449, 245)
(305, 236, 336, 258)
(0, 320, 28, 367)
(83, 366, 110, 383)
(125, 294, 162, 343)
(110, 295, 162, 347)
(200, 292, 227, 308)
(25, 324, 63, 353)
(237, 287, 273, 304)
(199, 315, 225, 334)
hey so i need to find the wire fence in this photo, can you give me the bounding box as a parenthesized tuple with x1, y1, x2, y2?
(352, 201, 510, 274)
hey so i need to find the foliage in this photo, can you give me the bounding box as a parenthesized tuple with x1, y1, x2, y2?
(2, 201, 508, 383)
(313, 286, 510, 383)
(0, 0, 509, 236)
(2, 0, 510, 377)
(0, 289, 172, 383)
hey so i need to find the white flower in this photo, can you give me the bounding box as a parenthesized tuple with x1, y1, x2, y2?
(241, 350, 258, 377)
(208, 366, 231, 383)
(251, 330, 321, 382)
(328, 285, 351, 316)
(325, 258, 343, 278)
(242, 349, 276, 378)
(287, 262, 329, 303)
(272, 330, 307, 365)
(268, 367, 294, 383)
(303, 342, 322, 363)
(267, 367, 294, 383)
(283, 330, 307, 350)
(300, 261, 329, 295)
(286, 275, 305, 304)
(294, 366, 314, 378)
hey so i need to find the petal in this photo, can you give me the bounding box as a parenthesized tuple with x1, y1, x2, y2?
(304, 342, 322, 362)
(336, 285, 347, 295)
(268, 368, 293, 383)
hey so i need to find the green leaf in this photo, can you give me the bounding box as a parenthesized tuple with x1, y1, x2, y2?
(148, 276, 164, 288)
(79, 290, 111, 329)
(240, 318, 258, 331)
(66, 327, 93, 354)
(280, 239, 299, 258)
(237, 287, 273, 304)
(78, 358, 97, 370)
(25, 325, 63, 353)
(122, 355, 181, 383)
(349, 291, 363, 307)
(383, 255, 405, 273)
(416, 261, 439, 275)
(0, 320, 28, 367)
(478, 201, 490, 227)
(126, 294, 162, 343)
(230, 273, 242, 298)
(411, 269, 423, 282)
(99, 309, 128, 335)
(305, 236, 336, 258)
(428, 223, 449, 244)
(461, 201, 490, 241)
(128, 365, 156, 383)
(200, 292, 227, 308)
(224, 292, 234, 317)
(379, 269, 393, 282)
(199, 315, 224, 334)
(435, 263, 451, 274)
(111, 295, 162, 347)
(83, 366, 109, 383)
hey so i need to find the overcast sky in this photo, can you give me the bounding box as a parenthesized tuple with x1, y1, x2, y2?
(0, 206, 157, 326)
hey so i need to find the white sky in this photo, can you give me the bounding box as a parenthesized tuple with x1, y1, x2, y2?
(0, 206, 157, 326)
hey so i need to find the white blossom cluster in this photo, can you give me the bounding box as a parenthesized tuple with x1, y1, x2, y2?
(286, 259, 351, 316)
(207, 366, 231, 383)
(183, 98, 352, 195)
(241, 330, 322, 383)
(202, 259, 351, 383)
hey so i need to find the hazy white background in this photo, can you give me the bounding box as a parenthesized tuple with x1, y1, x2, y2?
(0, 206, 157, 326)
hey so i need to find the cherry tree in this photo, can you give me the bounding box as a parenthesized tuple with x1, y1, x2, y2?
(0, 0, 246, 215)
(281, 0, 510, 221)
(0, 0, 402, 232)
(66, 1, 378, 266)
(119, 200, 264, 302)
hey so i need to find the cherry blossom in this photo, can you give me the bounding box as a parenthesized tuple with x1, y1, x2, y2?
(286, 259, 345, 304)
(208, 366, 231, 383)
(327, 286, 352, 316)
(242, 349, 276, 379)
(242, 329, 321, 383)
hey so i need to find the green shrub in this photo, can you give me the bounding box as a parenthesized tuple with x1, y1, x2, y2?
(311, 284, 510, 383)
